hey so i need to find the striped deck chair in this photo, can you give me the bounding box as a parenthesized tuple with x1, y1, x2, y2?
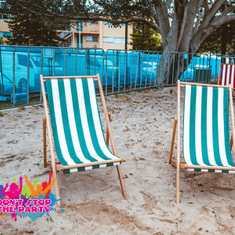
(217, 63, 235, 88)
(40, 74, 127, 206)
(169, 81, 235, 203)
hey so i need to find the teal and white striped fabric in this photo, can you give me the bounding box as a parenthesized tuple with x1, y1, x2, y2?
(183, 85, 235, 173)
(46, 78, 121, 174)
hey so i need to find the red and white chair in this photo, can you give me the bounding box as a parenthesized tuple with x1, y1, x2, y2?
(217, 63, 235, 88)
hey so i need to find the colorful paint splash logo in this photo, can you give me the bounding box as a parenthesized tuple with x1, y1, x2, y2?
(0, 173, 57, 221)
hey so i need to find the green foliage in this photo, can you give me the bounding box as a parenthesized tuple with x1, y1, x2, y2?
(2, 0, 235, 55)
(198, 22, 235, 54)
(130, 24, 162, 51)
(5, 13, 62, 46)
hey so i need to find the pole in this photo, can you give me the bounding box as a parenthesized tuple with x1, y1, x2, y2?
(79, 26, 81, 48)
(73, 30, 75, 47)
(125, 23, 128, 50)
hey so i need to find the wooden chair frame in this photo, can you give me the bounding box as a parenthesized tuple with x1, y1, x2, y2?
(40, 74, 127, 206)
(169, 81, 235, 203)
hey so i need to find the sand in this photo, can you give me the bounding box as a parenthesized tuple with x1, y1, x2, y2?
(1, 86, 235, 235)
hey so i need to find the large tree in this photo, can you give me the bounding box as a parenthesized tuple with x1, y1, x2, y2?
(6, 13, 62, 46)
(2, 0, 235, 84)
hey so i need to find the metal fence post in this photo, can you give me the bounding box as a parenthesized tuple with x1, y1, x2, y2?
(27, 47, 30, 105)
(64, 49, 67, 76)
(40, 48, 43, 103)
(12, 47, 15, 107)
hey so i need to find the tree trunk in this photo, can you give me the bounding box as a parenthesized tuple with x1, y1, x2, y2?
(157, 48, 194, 86)
(156, 1, 188, 86)
(221, 23, 228, 63)
(234, 39, 235, 55)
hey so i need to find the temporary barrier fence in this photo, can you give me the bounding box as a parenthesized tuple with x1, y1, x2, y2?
(0, 45, 233, 110)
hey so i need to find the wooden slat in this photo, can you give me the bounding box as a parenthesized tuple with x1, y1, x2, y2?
(180, 82, 230, 88)
(43, 75, 98, 80)
(217, 63, 222, 85)
(176, 80, 181, 204)
(229, 85, 235, 156)
(183, 164, 235, 171)
(106, 112, 111, 147)
(43, 116, 47, 168)
(46, 161, 62, 168)
(171, 161, 186, 168)
(56, 158, 125, 171)
(169, 118, 177, 164)
(172, 161, 235, 171)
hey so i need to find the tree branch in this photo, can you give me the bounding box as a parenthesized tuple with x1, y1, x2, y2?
(211, 13, 235, 26)
(220, 4, 235, 17)
(9, 0, 160, 33)
(200, 0, 226, 29)
(166, 0, 173, 9)
(192, 8, 204, 35)
(204, 0, 209, 15)
(155, 1, 170, 44)
(179, 0, 203, 52)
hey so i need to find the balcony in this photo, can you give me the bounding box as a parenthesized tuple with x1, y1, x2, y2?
(59, 41, 72, 48)
(78, 24, 99, 34)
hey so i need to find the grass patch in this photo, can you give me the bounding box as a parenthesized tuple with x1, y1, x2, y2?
(0, 112, 4, 117)
(0, 100, 41, 109)
(19, 106, 26, 111)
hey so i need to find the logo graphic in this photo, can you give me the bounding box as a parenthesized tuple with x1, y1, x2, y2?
(0, 174, 57, 221)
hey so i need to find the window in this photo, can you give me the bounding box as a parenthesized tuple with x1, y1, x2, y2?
(103, 22, 112, 26)
(2, 14, 10, 19)
(86, 36, 98, 42)
(114, 38, 125, 44)
(17, 54, 29, 67)
(103, 37, 126, 44)
(103, 22, 125, 27)
(77, 20, 83, 31)
(103, 37, 114, 43)
(0, 14, 11, 19)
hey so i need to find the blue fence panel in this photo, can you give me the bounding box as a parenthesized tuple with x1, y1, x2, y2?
(169, 52, 222, 83)
(105, 50, 161, 94)
(0, 45, 233, 109)
(0, 47, 14, 99)
(0, 46, 105, 108)
(54, 48, 65, 76)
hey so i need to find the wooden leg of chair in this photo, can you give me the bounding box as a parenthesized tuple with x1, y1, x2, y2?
(116, 165, 127, 199)
(43, 117, 47, 168)
(52, 167, 61, 207)
(176, 164, 180, 204)
(106, 112, 111, 147)
(230, 134, 233, 150)
(169, 118, 177, 164)
(176, 81, 181, 204)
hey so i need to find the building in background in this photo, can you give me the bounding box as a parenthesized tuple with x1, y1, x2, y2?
(58, 21, 132, 50)
(0, 14, 12, 43)
(0, 15, 132, 50)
